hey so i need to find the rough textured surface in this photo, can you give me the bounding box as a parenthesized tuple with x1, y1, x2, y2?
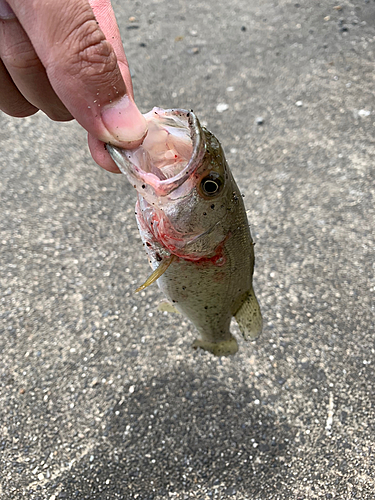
(0, 0, 374, 499)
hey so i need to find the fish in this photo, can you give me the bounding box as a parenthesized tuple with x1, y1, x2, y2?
(107, 107, 262, 356)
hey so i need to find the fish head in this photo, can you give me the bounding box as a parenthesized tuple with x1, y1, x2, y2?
(107, 108, 238, 260)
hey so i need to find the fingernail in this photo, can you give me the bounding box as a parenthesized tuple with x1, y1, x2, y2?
(0, 0, 16, 19)
(101, 95, 147, 148)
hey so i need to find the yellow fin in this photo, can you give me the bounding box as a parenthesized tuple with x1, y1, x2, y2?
(234, 289, 263, 341)
(157, 300, 181, 314)
(135, 255, 176, 293)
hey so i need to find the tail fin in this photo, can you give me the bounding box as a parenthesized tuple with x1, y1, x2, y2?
(234, 289, 263, 341)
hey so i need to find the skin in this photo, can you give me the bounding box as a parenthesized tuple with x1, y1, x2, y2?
(0, 0, 147, 172)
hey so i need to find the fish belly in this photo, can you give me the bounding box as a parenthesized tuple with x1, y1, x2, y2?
(157, 238, 253, 355)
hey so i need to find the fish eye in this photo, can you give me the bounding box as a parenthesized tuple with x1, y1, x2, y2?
(200, 173, 224, 197)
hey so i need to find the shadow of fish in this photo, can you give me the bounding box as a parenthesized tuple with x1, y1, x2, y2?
(107, 108, 262, 356)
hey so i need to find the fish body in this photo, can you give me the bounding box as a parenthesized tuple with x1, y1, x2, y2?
(108, 108, 262, 356)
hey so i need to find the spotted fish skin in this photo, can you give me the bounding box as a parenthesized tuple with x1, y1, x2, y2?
(108, 108, 262, 356)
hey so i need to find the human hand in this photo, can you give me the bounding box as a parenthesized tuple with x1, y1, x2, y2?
(0, 0, 147, 172)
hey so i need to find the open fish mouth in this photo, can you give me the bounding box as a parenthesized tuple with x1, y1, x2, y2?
(107, 108, 228, 260)
(107, 108, 206, 203)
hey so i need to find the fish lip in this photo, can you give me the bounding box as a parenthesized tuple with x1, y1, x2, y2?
(107, 108, 206, 197)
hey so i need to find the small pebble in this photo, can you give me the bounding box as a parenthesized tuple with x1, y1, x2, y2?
(216, 103, 229, 113)
(295, 101, 303, 107)
(91, 378, 99, 387)
(256, 116, 264, 125)
(358, 109, 371, 118)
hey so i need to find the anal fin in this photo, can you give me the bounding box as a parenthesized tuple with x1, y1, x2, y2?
(234, 289, 263, 341)
(192, 336, 238, 356)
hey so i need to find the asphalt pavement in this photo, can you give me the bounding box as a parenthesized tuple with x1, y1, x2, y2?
(1, 0, 375, 499)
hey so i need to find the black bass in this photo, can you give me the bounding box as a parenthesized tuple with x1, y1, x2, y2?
(107, 108, 262, 356)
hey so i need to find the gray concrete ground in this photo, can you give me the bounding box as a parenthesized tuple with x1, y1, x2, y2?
(1, 0, 374, 498)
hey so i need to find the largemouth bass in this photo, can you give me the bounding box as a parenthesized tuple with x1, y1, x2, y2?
(107, 108, 262, 356)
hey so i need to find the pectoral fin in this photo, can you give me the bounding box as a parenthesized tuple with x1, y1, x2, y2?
(234, 289, 263, 341)
(135, 255, 176, 293)
(157, 300, 180, 314)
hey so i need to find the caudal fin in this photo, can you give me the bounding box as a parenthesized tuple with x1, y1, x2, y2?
(234, 289, 263, 341)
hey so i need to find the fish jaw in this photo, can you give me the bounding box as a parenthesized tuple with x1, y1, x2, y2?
(107, 108, 206, 205)
(136, 194, 230, 261)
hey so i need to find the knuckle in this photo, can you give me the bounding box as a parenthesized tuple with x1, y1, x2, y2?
(2, 40, 41, 73)
(55, 18, 118, 83)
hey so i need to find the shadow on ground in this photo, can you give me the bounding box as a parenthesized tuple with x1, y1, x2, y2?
(55, 367, 294, 499)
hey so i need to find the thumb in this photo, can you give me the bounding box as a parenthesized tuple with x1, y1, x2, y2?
(8, 0, 147, 148)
